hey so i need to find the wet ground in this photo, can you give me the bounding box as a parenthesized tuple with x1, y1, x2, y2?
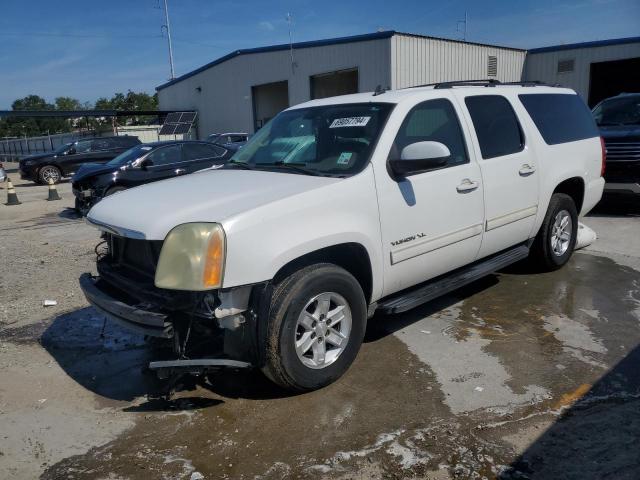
(1, 165, 639, 479)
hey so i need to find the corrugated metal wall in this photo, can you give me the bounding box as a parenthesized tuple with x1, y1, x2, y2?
(391, 34, 526, 89)
(524, 42, 640, 101)
(157, 38, 391, 137)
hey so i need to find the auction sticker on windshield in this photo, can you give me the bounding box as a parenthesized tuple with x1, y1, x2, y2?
(330, 116, 371, 128)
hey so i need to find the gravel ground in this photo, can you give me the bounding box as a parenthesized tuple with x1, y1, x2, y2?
(1, 162, 639, 479)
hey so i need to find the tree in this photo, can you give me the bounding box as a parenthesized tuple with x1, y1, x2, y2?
(54, 96, 83, 111)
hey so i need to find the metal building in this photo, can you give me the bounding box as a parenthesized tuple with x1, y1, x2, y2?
(156, 31, 526, 137)
(524, 37, 640, 107)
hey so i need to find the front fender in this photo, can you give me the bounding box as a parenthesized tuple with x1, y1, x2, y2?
(221, 167, 384, 301)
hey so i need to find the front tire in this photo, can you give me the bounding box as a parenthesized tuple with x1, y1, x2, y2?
(530, 193, 578, 271)
(262, 263, 367, 392)
(38, 165, 62, 184)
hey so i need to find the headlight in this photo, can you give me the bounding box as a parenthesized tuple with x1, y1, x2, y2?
(154, 223, 226, 290)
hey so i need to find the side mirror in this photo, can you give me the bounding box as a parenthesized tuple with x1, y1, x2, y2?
(389, 141, 451, 177)
(67, 147, 76, 155)
(141, 158, 153, 169)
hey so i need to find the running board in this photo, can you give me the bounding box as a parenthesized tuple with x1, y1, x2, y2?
(378, 244, 529, 314)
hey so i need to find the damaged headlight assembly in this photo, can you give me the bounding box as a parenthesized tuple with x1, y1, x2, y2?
(155, 222, 226, 291)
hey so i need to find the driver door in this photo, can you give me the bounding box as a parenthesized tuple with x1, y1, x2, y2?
(375, 97, 485, 297)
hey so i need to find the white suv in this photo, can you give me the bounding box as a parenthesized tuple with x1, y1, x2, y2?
(81, 81, 605, 391)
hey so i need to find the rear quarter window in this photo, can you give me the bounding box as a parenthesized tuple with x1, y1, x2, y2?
(518, 93, 599, 145)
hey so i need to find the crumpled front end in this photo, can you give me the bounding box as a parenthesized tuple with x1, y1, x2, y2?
(79, 233, 264, 372)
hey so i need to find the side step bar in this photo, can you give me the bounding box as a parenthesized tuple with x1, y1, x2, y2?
(378, 244, 530, 314)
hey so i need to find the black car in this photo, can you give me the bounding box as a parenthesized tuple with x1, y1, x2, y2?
(72, 140, 232, 215)
(593, 93, 640, 196)
(19, 136, 141, 184)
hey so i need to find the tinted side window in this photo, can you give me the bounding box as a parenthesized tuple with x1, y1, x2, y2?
(519, 94, 599, 145)
(146, 145, 182, 166)
(183, 143, 225, 160)
(74, 140, 92, 153)
(465, 95, 524, 159)
(393, 98, 469, 167)
(91, 139, 112, 151)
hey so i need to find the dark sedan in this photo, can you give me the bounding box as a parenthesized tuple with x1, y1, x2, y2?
(72, 140, 232, 215)
(19, 136, 141, 184)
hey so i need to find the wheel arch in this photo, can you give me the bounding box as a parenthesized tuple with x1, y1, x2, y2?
(553, 177, 585, 214)
(272, 243, 374, 304)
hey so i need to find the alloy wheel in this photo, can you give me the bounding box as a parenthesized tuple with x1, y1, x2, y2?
(294, 292, 352, 369)
(551, 209, 572, 256)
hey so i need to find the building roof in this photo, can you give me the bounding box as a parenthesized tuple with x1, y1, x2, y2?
(156, 30, 525, 91)
(528, 36, 640, 54)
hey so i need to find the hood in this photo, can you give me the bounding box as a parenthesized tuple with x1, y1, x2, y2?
(599, 124, 640, 142)
(73, 163, 117, 183)
(87, 169, 340, 240)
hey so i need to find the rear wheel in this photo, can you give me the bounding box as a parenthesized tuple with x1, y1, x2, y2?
(530, 193, 578, 271)
(38, 165, 61, 184)
(262, 263, 367, 391)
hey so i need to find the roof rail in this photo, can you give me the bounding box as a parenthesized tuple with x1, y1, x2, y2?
(400, 79, 556, 91)
(434, 79, 502, 89)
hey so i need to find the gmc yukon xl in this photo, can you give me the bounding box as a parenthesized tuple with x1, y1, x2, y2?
(80, 81, 605, 391)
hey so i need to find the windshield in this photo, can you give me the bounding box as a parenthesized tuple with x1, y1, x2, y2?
(207, 134, 222, 144)
(54, 142, 73, 154)
(593, 96, 640, 126)
(228, 103, 394, 176)
(106, 145, 152, 166)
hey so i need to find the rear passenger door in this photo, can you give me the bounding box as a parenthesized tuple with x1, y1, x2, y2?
(88, 138, 117, 163)
(182, 143, 228, 173)
(143, 144, 184, 180)
(458, 94, 539, 258)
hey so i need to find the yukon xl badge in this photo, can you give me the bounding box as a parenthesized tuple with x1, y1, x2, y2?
(391, 233, 426, 247)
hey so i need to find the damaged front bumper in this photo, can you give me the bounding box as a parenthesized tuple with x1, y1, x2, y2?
(79, 270, 270, 376)
(79, 273, 174, 338)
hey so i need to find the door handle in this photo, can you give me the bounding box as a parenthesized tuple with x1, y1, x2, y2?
(519, 164, 536, 176)
(456, 179, 479, 193)
(175, 168, 186, 175)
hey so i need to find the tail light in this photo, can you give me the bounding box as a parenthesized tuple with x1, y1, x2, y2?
(600, 137, 606, 177)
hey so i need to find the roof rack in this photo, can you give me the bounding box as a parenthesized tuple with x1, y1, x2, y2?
(402, 79, 553, 90)
(433, 79, 502, 89)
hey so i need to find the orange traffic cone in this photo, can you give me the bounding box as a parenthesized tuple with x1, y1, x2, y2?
(5, 178, 21, 205)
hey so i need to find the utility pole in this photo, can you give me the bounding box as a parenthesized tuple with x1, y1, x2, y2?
(161, 0, 175, 79)
(286, 13, 295, 74)
(457, 10, 468, 42)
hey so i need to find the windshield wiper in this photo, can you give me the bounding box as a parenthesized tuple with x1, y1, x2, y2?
(256, 162, 318, 176)
(225, 161, 254, 170)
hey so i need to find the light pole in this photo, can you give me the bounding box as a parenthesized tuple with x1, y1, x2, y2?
(161, 0, 175, 79)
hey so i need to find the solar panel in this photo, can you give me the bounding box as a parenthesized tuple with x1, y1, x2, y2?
(179, 112, 196, 123)
(164, 112, 182, 123)
(159, 123, 178, 135)
(160, 111, 197, 136)
(174, 123, 191, 134)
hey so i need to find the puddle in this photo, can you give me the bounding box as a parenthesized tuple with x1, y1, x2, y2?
(37, 253, 640, 479)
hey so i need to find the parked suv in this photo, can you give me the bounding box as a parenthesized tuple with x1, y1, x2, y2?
(72, 140, 233, 215)
(80, 82, 604, 391)
(592, 93, 640, 196)
(19, 136, 141, 184)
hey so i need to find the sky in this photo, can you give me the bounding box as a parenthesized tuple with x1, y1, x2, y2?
(0, 0, 638, 108)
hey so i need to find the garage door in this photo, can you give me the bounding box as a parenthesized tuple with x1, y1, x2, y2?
(310, 68, 358, 100)
(252, 81, 289, 131)
(589, 57, 640, 107)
